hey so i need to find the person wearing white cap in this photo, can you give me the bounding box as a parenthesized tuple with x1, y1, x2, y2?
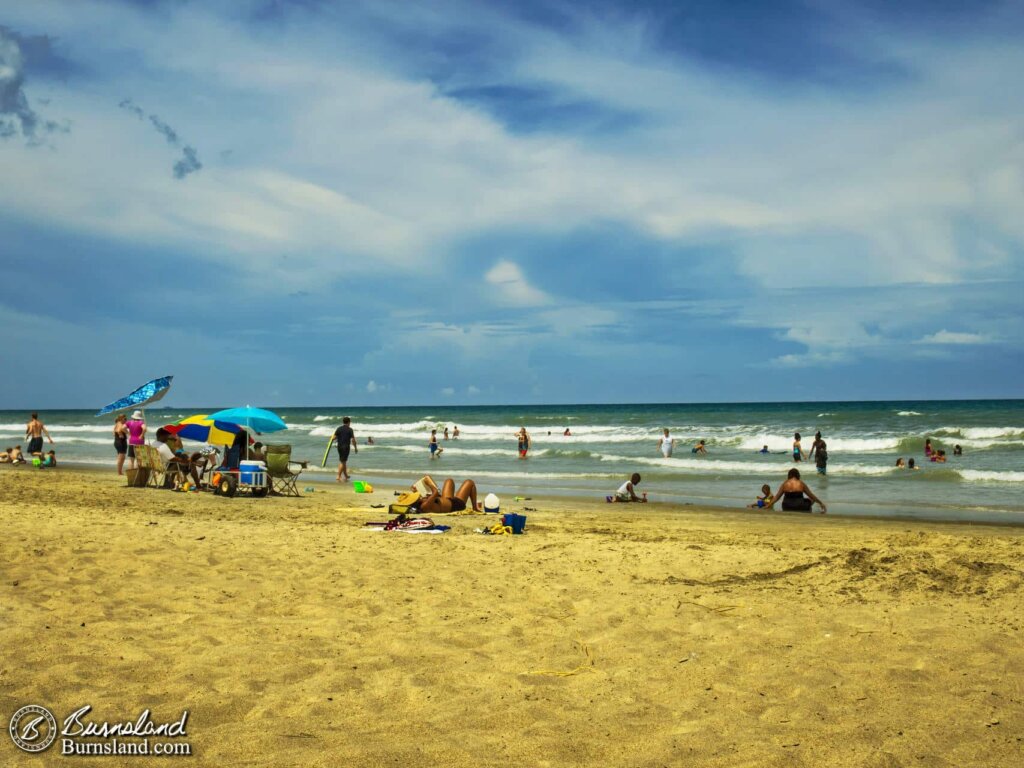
(125, 410, 147, 470)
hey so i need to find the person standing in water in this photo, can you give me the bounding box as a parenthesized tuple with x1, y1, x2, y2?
(516, 427, 531, 459)
(791, 432, 804, 462)
(657, 428, 675, 458)
(452, 426, 460, 439)
(334, 416, 358, 482)
(428, 429, 442, 459)
(808, 431, 828, 476)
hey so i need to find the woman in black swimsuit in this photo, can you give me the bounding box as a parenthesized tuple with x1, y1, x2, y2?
(113, 414, 129, 475)
(764, 468, 827, 514)
(417, 476, 481, 514)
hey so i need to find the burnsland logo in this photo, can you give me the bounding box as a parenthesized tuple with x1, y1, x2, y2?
(9, 704, 192, 757)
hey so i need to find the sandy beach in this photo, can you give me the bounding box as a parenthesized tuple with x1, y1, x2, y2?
(1, 466, 1022, 767)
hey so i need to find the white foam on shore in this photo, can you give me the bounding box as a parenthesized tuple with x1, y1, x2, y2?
(897, 411, 923, 416)
(957, 469, 1024, 483)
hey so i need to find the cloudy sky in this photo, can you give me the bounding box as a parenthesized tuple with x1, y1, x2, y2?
(1, 0, 1022, 408)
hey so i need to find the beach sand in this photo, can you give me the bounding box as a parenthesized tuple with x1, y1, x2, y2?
(1, 467, 1022, 766)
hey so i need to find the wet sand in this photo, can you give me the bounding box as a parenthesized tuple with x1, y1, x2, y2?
(1, 466, 1022, 766)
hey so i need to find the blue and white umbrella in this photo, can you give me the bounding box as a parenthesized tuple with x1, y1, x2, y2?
(96, 376, 174, 416)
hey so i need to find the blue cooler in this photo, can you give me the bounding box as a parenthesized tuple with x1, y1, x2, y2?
(239, 460, 266, 486)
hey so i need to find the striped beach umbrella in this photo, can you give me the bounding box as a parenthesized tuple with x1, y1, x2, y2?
(163, 415, 244, 446)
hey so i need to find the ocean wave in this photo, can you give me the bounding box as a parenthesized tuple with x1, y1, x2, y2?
(817, 413, 834, 418)
(896, 411, 923, 416)
(957, 469, 1024, 483)
(312, 415, 337, 422)
(591, 453, 897, 477)
(736, 435, 901, 453)
(931, 426, 1024, 440)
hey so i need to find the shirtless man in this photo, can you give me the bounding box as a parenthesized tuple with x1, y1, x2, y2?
(25, 413, 54, 458)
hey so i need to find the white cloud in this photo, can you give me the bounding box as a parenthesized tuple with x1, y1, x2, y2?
(917, 330, 993, 345)
(467, 385, 480, 395)
(484, 260, 551, 306)
(440, 386, 455, 396)
(366, 380, 378, 393)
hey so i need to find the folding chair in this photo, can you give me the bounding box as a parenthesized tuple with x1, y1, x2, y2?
(265, 444, 306, 497)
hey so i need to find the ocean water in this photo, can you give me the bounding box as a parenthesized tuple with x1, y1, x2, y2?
(2, 400, 1022, 524)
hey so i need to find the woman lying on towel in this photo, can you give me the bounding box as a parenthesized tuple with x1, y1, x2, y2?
(416, 476, 481, 514)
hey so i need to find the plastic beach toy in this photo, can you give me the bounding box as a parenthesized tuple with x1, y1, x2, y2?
(484, 493, 500, 513)
(353, 481, 374, 493)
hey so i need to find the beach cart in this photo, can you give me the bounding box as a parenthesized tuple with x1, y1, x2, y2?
(211, 460, 270, 497)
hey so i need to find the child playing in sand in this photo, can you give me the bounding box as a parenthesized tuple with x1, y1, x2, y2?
(747, 484, 774, 508)
(41, 450, 57, 468)
(0, 448, 10, 463)
(608, 473, 646, 502)
(10, 446, 26, 465)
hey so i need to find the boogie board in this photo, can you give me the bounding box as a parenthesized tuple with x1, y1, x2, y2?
(321, 436, 335, 468)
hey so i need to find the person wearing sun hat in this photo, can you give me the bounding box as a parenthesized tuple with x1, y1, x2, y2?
(125, 409, 147, 470)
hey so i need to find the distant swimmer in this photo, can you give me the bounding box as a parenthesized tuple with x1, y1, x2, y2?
(953, 444, 962, 456)
(607, 473, 646, 503)
(453, 426, 460, 439)
(895, 458, 906, 468)
(564, 428, 572, 437)
(367, 436, 375, 445)
(763, 468, 826, 514)
(658, 428, 675, 458)
(931, 450, 947, 463)
(908, 458, 919, 470)
(924, 438, 933, 457)
(792, 432, 804, 462)
(759, 445, 770, 454)
(443, 427, 450, 440)
(691, 439, 707, 455)
(515, 427, 531, 459)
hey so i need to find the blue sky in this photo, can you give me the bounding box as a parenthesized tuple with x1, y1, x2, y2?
(1, 0, 1022, 408)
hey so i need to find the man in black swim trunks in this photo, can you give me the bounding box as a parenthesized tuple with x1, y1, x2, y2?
(334, 416, 357, 483)
(25, 413, 54, 458)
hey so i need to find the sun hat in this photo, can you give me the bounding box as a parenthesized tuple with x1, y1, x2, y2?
(484, 493, 500, 513)
(131, 410, 144, 420)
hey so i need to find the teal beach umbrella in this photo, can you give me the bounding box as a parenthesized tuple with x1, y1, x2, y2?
(205, 406, 287, 434)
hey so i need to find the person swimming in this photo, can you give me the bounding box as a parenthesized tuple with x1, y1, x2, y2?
(759, 445, 770, 454)
(895, 458, 905, 468)
(691, 439, 707, 455)
(792, 433, 804, 462)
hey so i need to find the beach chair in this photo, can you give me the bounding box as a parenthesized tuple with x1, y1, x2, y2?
(265, 444, 306, 497)
(137, 444, 184, 489)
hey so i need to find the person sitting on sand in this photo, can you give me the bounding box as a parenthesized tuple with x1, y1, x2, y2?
(41, 450, 57, 468)
(895, 458, 906, 468)
(416, 476, 480, 514)
(0, 448, 10, 464)
(10, 445, 26, 465)
(764, 468, 827, 514)
(691, 439, 707, 455)
(908, 458, 919, 470)
(608, 473, 646, 502)
(747, 484, 774, 508)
